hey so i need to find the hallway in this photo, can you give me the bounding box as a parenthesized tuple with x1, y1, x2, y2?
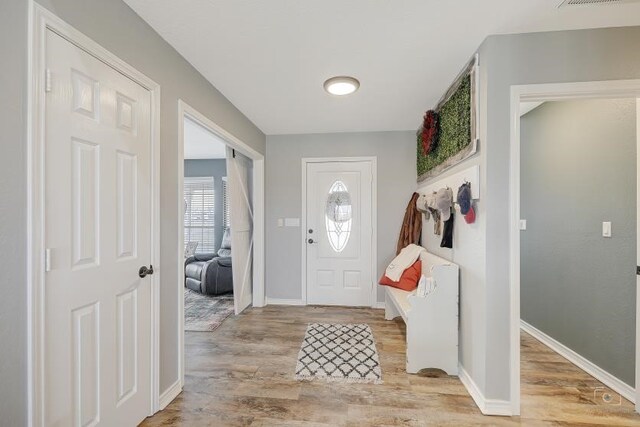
(143, 306, 638, 426)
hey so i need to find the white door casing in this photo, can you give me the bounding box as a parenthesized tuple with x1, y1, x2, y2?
(636, 97, 640, 412)
(227, 147, 254, 314)
(44, 29, 153, 426)
(305, 160, 373, 307)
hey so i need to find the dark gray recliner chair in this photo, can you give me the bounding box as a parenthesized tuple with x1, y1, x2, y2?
(184, 229, 233, 296)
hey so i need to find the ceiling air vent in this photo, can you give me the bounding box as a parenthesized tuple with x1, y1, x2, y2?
(559, 0, 639, 6)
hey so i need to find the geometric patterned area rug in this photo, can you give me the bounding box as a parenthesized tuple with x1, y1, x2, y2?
(184, 288, 234, 332)
(295, 323, 382, 384)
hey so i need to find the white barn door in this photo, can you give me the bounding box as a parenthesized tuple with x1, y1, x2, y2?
(44, 30, 153, 426)
(227, 148, 254, 314)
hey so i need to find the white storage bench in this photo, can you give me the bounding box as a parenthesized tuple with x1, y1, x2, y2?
(384, 251, 459, 375)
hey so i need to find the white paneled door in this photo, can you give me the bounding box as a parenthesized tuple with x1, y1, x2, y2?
(227, 148, 254, 314)
(44, 30, 152, 426)
(306, 161, 373, 306)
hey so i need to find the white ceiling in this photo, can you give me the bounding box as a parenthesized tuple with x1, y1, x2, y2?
(124, 0, 640, 135)
(184, 117, 227, 159)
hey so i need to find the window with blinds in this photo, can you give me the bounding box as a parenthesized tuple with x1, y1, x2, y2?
(222, 177, 230, 230)
(184, 177, 215, 253)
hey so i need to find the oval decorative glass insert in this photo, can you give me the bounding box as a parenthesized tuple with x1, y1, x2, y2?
(325, 180, 352, 252)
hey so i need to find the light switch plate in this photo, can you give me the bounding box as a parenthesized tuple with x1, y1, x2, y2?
(284, 217, 300, 227)
(277, 218, 284, 227)
(519, 219, 527, 231)
(602, 221, 612, 238)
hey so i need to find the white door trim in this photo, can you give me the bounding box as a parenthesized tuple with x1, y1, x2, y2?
(301, 157, 378, 308)
(27, 3, 162, 425)
(636, 97, 640, 414)
(508, 79, 640, 416)
(177, 100, 266, 391)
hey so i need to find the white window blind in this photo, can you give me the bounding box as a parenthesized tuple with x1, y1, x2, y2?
(222, 177, 230, 230)
(184, 177, 215, 253)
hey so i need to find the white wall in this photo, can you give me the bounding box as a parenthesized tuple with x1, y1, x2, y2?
(265, 131, 416, 303)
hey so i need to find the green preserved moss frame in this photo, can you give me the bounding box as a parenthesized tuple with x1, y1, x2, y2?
(417, 57, 478, 182)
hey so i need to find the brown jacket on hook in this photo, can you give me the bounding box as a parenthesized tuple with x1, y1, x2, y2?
(396, 192, 422, 255)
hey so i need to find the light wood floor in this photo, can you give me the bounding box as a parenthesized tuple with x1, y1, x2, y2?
(142, 305, 638, 426)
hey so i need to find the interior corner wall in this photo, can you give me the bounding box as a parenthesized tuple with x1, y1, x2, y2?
(418, 154, 488, 393)
(184, 159, 228, 252)
(520, 99, 637, 387)
(479, 26, 640, 401)
(0, 0, 28, 425)
(416, 51, 491, 395)
(265, 131, 416, 303)
(34, 0, 266, 396)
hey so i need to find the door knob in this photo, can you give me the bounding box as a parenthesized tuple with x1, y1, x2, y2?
(139, 265, 154, 278)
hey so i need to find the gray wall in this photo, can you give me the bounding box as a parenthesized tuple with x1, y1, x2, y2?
(0, 0, 28, 425)
(479, 26, 640, 400)
(266, 131, 416, 303)
(1, 0, 261, 415)
(521, 99, 637, 386)
(184, 159, 227, 252)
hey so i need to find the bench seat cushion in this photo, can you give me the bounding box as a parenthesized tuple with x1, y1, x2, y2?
(379, 260, 421, 291)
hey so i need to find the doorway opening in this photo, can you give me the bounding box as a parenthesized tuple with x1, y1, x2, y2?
(509, 81, 640, 417)
(175, 100, 265, 400)
(182, 116, 235, 331)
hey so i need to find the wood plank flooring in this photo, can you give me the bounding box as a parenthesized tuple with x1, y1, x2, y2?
(142, 305, 639, 426)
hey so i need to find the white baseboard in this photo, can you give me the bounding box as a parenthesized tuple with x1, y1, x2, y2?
(265, 298, 305, 306)
(520, 320, 635, 403)
(372, 301, 385, 309)
(459, 365, 513, 416)
(158, 379, 182, 411)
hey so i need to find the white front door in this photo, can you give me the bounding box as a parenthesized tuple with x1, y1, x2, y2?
(227, 148, 254, 314)
(44, 30, 152, 426)
(306, 161, 373, 306)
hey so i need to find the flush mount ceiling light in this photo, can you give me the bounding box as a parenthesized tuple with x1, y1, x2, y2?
(558, 0, 640, 5)
(323, 76, 360, 96)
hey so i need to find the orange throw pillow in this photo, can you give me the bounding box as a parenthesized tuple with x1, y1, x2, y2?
(379, 260, 421, 291)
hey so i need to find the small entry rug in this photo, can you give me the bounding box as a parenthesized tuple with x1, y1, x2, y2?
(295, 323, 382, 384)
(184, 289, 234, 332)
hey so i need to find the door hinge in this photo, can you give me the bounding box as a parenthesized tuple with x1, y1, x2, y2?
(637, 265, 640, 276)
(45, 69, 52, 92)
(45, 248, 51, 272)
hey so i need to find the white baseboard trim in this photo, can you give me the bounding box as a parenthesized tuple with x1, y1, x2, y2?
(372, 301, 385, 309)
(520, 320, 635, 403)
(158, 379, 182, 411)
(459, 364, 513, 416)
(265, 298, 305, 306)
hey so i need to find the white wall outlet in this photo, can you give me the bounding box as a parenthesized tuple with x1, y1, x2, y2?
(602, 221, 612, 238)
(277, 218, 284, 227)
(519, 219, 527, 231)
